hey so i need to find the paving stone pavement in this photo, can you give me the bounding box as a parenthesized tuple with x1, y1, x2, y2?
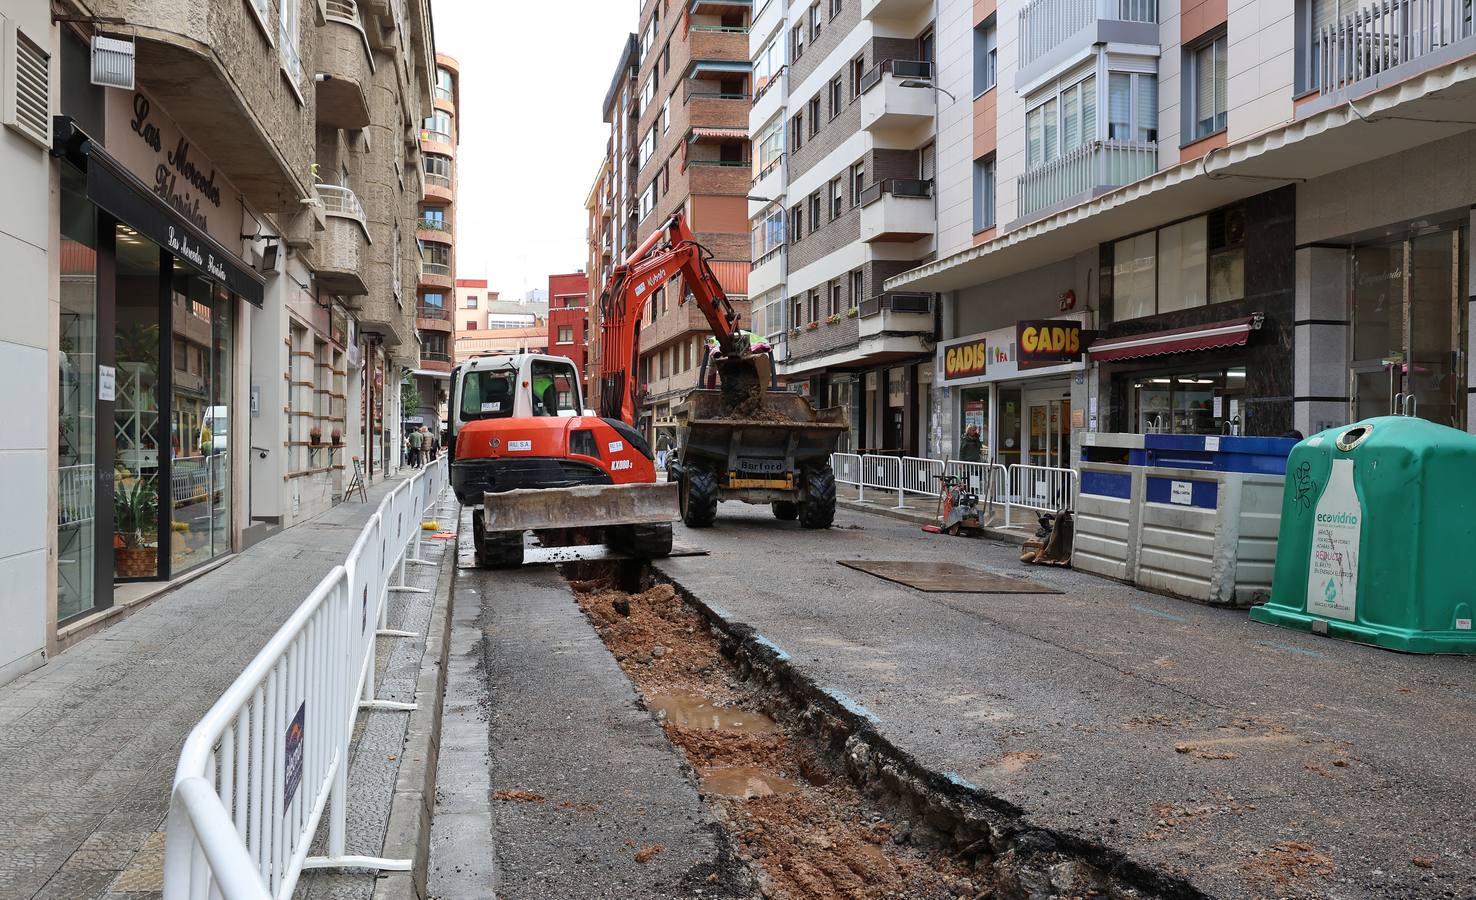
(0, 478, 449, 900)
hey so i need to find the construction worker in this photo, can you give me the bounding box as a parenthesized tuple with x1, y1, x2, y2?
(532, 372, 558, 415)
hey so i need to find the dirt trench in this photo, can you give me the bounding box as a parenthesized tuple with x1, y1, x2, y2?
(563, 562, 1204, 900)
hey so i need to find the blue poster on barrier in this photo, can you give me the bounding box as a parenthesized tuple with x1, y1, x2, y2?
(284, 702, 305, 810)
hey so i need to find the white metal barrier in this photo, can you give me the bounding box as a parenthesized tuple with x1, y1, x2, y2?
(164, 458, 449, 900)
(832, 453, 1076, 525)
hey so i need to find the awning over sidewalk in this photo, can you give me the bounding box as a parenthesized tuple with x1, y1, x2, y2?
(688, 127, 748, 142)
(1087, 315, 1261, 363)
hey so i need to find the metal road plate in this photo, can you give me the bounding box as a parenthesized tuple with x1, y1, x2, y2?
(457, 542, 709, 570)
(837, 560, 1061, 594)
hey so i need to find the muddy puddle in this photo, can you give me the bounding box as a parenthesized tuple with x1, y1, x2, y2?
(566, 566, 978, 900)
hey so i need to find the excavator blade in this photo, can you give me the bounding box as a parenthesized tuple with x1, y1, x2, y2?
(481, 481, 679, 533)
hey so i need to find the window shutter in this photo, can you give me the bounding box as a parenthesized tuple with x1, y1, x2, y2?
(1082, 75, 1097, 142)
(1195, 43, 1215, 130)
(1136, 74, 1158, 143)
(2, 18, 50, 148)
(1108, 72, 1131, 140)
(1213, 39, 1227, 128)
(1042, 97, 1058, 162)
(1062, 86, 1081, 153)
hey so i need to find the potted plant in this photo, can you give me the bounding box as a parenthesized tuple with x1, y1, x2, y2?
(330, 426, 343, 447)
(826, 314, 841, 325)
(806, 320, 820, 331)
(309, 425, 323, 446)
(114, 479, 159, 578)
(846, 307, 858, 318)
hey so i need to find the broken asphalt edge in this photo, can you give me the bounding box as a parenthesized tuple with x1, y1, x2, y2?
(653, 561, 1212, 900)
(373, 517, 458, 900)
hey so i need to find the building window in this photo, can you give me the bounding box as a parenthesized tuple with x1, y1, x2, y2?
(278, 0, 301, 82)
(791, 203, 804, 240)
(640, 182, 657, 220)
(829, 178, 843, 219)
(808, 289, 820, 323)
(851, 55, 866, 99)
(752, 205, 786, 261)
(791, 110, 804, 150)
(849, 269, 863, 308)
(465, 294, 478, 308)
(466, 321, 478, 330)
(791, 22, 804, 60)
(829, 279, 843, 316)
(662, 95, 671, 132)
(660, 161, 670, 195)
(829, 75, 844, 118)
(808, 192, 821, 230)
(830, 0, 842, 17)
(808, 96, 821, 136)
(1112, 205, 1245, 321)
(1188, 34, 1228, 140)
(973, 17, 997, 96)
(809, 3, 822, 40)
(850, 161, 865, 207)
(1108, 71, 1158, 143)
(1026, 75, 1096, 169)
(662, 42, 671, 75)
(972, 156, 995, 232)
(659, 349, 669, 379)
(558, 326, 574, 344)
(792, 295, 804, 326)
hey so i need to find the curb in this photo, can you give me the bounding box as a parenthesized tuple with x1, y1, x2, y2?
(836, 498, 1031, 546)
(372, 521, 458, 900)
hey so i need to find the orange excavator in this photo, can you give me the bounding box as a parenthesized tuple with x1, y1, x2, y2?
(449, 211, 822, 567)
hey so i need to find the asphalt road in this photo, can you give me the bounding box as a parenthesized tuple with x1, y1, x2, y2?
(433, 524, 753, 899)
(656, 502, 1476, 899)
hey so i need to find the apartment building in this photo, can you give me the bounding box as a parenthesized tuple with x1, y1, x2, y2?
(584, 159, 613, 408)
(547, 271, 591, 384)
(627, 0, 752, 443)
(409, 53, 461, 435)
(888, 0, 1476, 469)
(748, 0, 943, 456)
(10, 0, 436, 686)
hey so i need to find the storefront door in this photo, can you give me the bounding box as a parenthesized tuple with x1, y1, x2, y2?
(1350, 227, 1468, 428)
(1024, 386, 1070, 468)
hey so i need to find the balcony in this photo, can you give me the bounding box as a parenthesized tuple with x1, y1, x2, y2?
(1016, 139, 1157, 222)
(750, 154, 786, 205)
(749, 245, 785, 296)
(423, 170, 453, 202)
(1309, 0, 1476, 103)
(416, 304, 453, 333)
(418, 348, 453, 373)
(859, 179, 934, 244)
(419, 261, 453, 290)
(862, 0, 933, 20)
(316, 185, 370, 295)
(858, 61, 936, 149)
(316, 0, 373, 129)
(1016, 0, 1158, 90)
(420, 126, 454, 156)
(857, 292, 933, 339)
(417, 217, 452, 243)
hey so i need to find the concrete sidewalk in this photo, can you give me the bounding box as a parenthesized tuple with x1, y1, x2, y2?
(0, 478, 428, 900)
(657, 503, 1476, 899)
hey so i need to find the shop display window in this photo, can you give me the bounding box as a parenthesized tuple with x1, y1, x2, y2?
(1129, 367, 1246, 435)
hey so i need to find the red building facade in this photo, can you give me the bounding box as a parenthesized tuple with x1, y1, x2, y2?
(547, 271, 590, 387)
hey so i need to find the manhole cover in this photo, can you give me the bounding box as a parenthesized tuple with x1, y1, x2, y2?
(837, 560, 1060, 594)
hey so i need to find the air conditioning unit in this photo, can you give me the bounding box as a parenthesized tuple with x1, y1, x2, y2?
(90, 35, 135, 90)
(1, 17, 50, 148)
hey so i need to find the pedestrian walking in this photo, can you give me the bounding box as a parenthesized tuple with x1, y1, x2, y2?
(420, 425, 434, 462)
(959, 425, 983, 462)
(408, 427, 423, 468)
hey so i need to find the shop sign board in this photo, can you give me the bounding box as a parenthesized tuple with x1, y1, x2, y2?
(942, 338, 988, 381)
(938, 319, 1085, 386)
(1016, 320, 1085, 368)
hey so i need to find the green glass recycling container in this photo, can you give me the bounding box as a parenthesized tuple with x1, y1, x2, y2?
(1251, 416, 1476, 653)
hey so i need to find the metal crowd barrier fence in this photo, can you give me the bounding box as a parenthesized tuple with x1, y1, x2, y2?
(163, 457, 449, 900)
(832, 454, 1075, 526)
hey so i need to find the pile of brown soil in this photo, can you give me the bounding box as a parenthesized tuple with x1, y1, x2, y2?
(569, 571, 977, 899)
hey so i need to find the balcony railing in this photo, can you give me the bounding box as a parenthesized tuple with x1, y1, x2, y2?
(859, 178, 933, 207)
(317, 184, 366, 227)
(416, 304, 449, 320)
(859, 59, 934, 94)
(691, 24, 749, 32)
(688, 158, 751, 167)
(1018, 139, 1157, 218)
(420, 262, 452, 277)
(324, 0, 362, 28)
(434, 85, 454, 103)
(686, 89, 752, 102)
(424, 171, 451, 189)
(752, 154, 784, 185)
(1018, 0, 1157, 69)
(1316, 0, 1475, 96)
(421, 127, 452, 144)
(417, 217, 449, 232)
(420, 349, 452, 363)
(858, 292, 933, 318)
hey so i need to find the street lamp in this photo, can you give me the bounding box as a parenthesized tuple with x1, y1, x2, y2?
(899, 79, 957, 103)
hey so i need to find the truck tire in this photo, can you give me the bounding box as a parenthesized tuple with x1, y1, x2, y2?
(609, 522, 674, 559)
(472, 510, 524, 568)
(681, 468, 719, 528)
(798, 465, 836, 529)
(771, 500, 799, 520)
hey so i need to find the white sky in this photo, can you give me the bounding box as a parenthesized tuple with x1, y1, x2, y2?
(432, 1, 640, 300)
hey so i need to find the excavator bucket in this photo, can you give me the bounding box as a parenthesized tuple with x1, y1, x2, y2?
(481, 481, 679, 533)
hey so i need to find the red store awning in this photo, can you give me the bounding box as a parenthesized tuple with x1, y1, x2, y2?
(1088, 315, 1262, 363)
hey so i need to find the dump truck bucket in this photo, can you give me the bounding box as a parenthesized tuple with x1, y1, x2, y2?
(677, 389, 847, 478)
(481, 481, 679, 532)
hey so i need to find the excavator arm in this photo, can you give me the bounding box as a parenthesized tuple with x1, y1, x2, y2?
(596, 212, 753, 424)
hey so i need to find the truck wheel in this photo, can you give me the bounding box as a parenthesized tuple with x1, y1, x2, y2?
(771, 501, 799, 520)
(473, 511, 524, 568)
(798, 465, 836, 529)
(609, 523, 673, 559)
(681, 468, 719, 528)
